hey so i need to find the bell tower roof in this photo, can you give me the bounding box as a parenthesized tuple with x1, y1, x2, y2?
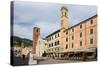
(60, 6, 69, 29)
(61, 6, 68, 11)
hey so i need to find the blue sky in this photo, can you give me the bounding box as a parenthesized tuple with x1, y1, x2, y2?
(13, 1, 97, 40)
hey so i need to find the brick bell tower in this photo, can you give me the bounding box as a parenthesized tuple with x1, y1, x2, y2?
(32, 27, 40, 54)
(60, 6, 69, 49)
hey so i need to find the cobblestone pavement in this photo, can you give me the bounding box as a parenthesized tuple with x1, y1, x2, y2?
(38, 59, 81, 64)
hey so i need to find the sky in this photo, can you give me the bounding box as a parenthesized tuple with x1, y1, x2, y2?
(13, 1, 97, 40)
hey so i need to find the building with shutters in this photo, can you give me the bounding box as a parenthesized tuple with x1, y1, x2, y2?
(32, 6, 97, 60)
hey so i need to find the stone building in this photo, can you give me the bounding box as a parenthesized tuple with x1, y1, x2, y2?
(32, 27, 40, 54)
(33, 6, 97, 60)
(35, 37, 47, 57)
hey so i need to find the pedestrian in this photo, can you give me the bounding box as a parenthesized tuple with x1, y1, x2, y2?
(22, 54, 25, 60)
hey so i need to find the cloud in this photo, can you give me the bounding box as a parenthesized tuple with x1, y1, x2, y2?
(14, 20, 60, 40)
(34, 21, 60, 37)
(13, 1, 97, 40)
(67, 4, 97, 26)
(14, 24, 33, 40)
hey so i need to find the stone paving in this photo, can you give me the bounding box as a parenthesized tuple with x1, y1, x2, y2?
(38, 58, 81, 64)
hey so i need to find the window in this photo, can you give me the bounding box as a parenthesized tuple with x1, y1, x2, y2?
(55, 41, 59, 45)
(66, 44, 68, 49)
(50, 37, 51, 40)
(80, 32, 82, 37)
(55, 42, 56, 46)
(52, 37, 53, 40)
(52, 36, 53, 40)
(45, 43, 47, 46)
(55, 34, 57, 38)
(66, 38, 68, 41)
(90, 29, 93, 34)
(72, 43, 74, 48)
(90, 38, 93, 44)
(36, 29, 39, 32)
(57, 41, 59, 45)
(90, 19, 93, 24)
(66, 32, 68, 35)
(58, 33, 59, 37)
(80, 24, 82, 28)
(55, 48, 56, 51)
(72, 35, 74, 40)
(52, 43, 53, 46)
(72, 29, 74, 32)
(80, 41, 82, 46)
(49, 44, 51, 47)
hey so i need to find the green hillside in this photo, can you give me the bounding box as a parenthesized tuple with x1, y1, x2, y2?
(11, 36, 32, 47)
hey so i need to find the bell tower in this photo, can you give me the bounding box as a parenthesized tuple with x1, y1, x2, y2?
(60, 6, 69, 49)
(61, 6, 68, 29)
(32, 27, 40, 54)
